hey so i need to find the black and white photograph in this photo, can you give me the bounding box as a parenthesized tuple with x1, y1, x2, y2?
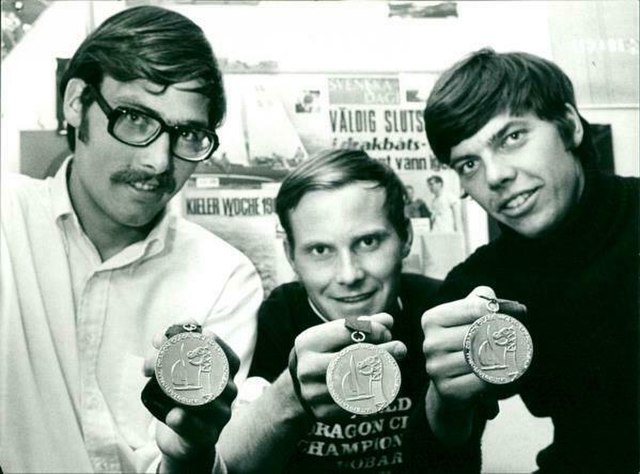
(1, 1, 638, 473)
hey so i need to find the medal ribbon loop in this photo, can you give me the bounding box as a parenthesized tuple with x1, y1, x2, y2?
(478, 295, 528, 319)
(478, 295, 500, 313)
(164, 323, 202, 339)
(344, 316, 372, 343)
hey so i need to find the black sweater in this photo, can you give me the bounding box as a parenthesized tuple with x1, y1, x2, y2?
(248, 274, 457, 473)
(436, 171, 639, 472)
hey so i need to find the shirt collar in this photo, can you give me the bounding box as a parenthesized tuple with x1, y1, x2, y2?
(51, 156, 76, 222)
(307, 296, 404, 323)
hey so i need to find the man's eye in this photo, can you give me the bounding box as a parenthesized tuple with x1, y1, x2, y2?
(454, 159, 479, 177)
(122, 110, 152, 127)
(502, 130, 526, 148)
(357, 236, 380, 251)
(309, 245, 330, 257)
(180, 129, 198, 141)
(124, 111, 143, 123)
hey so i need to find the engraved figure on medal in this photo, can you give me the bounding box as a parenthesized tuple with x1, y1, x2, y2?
(463, 297, 533, 385)
(155, 324, 229, 406)
(326, 317, 401, 415)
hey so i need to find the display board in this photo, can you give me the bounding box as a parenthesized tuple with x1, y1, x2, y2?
(182, 73, 469, 294)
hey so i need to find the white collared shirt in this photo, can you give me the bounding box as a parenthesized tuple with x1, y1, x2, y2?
(0, 159, 262, 473)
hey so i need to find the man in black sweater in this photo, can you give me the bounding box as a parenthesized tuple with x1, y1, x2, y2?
(412, 48, 639, 472)
(218, 149, 481, 472)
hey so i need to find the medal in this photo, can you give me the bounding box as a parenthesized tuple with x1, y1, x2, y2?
(463, 297, 533, 384)
(155, 323, 229, 406)
(326, 317, 401, 415)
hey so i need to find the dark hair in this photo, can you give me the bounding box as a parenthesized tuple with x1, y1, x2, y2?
(276, 149, 410, 245)
(60, 5, 226, 151)
(424, 48, 595, 167)
(427, 175, 443, 185)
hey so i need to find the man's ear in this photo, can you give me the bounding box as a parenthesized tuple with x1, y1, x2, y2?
(564, 103, 584, 149)
(401, 219, 413, 258)
(63, 78, 88, 128)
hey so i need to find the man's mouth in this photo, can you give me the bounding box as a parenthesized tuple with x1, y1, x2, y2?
(112, 169, 176, 195)
(334, 291, 376, 304)
(499, 188, 539, 215)
(129, 179, 161, 193)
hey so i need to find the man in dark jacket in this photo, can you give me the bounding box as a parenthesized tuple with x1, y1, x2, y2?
(412, 48, 638, 473)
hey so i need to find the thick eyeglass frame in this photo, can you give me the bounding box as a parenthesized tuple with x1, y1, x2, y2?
(86, 84, 219, 162)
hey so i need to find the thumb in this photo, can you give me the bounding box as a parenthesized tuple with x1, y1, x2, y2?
(377, 340, 408, 361)
(468, 286, 496, 300)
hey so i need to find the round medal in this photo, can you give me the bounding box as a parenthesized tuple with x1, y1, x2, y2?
(326, 342, 401, 415)
(155, 331, 229, 406)
(463, 312, 533, 385)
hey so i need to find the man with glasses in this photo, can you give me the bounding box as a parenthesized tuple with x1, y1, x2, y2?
(0, 6, 262, 473)
(87, 83, 220, 163)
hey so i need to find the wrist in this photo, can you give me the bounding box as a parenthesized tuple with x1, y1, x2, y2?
(275, 369, 316, 429)
(425, 382, 476, 446)
(286, 347, 317, 421)
(158, 450, 216, 474)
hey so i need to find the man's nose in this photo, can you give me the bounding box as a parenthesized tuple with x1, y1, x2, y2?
(335, 251, 365, 286)
(134, 131, 172, 174)
(483, 154, 516, 190)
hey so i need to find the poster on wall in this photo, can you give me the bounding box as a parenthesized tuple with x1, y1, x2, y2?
(182, 72, 469, 295)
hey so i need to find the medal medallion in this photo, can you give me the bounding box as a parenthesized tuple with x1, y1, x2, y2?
(156, 330, 229, 406)
(326, 317, 401, 415)
(463, 300, 533, 385)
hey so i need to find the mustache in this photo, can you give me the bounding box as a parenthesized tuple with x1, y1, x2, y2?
(110, 168, 177, 194)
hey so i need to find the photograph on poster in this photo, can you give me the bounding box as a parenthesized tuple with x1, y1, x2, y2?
(295, 89, 321, 114)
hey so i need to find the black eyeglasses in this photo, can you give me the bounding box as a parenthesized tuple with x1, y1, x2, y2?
(87, 84, 219, 162)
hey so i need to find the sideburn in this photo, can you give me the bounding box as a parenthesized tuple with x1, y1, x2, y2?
(77, 87, 95, 144)
(77, 112, 90, 144)
(554, 116, 576, 150)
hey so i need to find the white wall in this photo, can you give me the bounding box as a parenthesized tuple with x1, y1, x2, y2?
(0, 1, 125, 174)
(2, 2, 88, 174)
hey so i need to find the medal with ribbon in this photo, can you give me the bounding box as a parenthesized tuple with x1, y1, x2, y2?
(155, 323, 229, 406)
(326, 316, 401, 415)
(463, 296, 533, 385)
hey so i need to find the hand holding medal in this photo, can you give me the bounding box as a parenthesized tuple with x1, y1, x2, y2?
(142, 323, 231, 422)
(141, 322, 240, 472)
(326, 316, 401, 415)
(422, 287, 533, 425)
(463, 295, 533, 385)
(288, 313, 406, 420)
